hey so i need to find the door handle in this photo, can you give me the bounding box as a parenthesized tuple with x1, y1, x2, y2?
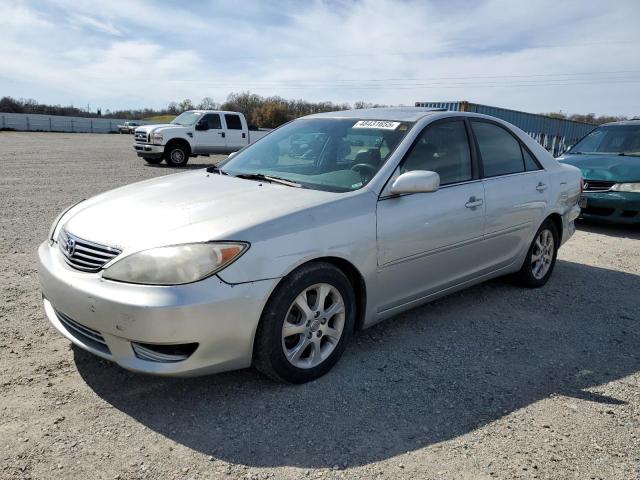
(218, 132, 226, 138)
(536, 182, 547, 192)
(465, 197, 483, 208)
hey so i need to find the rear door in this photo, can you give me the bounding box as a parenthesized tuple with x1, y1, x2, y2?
(194, 113, 226, 153)
(223, 113, 247, 151)
(470, 120, 550, 269)
(376, 118, 486, 312)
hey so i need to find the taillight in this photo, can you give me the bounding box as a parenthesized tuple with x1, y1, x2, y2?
(579, 177, 584, 193)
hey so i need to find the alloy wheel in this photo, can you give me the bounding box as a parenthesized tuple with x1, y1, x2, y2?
(281, 283, 345, 369)
(531, 228, 554, 280)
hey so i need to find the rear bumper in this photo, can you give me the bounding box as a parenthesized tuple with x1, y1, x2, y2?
(133, 144, 164, 158)
(580, 191, 640, 224)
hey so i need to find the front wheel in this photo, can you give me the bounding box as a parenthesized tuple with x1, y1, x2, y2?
(514, 219, 559, 288)
(164, 144, 190, 167)
(254, 262, 356, 383)
(143, 157, 163, 165)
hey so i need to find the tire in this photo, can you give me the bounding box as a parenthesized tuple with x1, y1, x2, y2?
(514, 219, 559, 288)
(254, 262, 356, 383)
(164, 143, 190, 167)
(143, 157, 163, 165)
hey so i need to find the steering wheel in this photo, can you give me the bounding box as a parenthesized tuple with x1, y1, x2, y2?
(351, 163, 377, 181)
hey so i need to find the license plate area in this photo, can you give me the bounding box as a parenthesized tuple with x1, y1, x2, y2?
(579, 196, 588, 208)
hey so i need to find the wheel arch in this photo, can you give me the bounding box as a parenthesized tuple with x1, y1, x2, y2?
(164, 137, 192, 156)
(262, 256, 368, 333)
(545, 212, 563, 244)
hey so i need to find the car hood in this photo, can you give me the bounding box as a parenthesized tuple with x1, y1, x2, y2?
(558, 153, 640, 182)
(135, 124, 188, 135)
(62, 171, 340, 251)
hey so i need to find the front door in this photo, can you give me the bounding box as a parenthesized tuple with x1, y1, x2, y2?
(376, 119, 487, 312)
(194, 113, 226, 153)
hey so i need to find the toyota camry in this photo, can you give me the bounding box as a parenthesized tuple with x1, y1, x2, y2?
(38, 108, 582, 383)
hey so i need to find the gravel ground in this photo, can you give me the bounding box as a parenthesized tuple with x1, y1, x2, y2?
(1, 131, 639, 480)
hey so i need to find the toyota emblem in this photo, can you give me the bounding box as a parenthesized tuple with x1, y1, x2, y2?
(65, 237, 76, 256)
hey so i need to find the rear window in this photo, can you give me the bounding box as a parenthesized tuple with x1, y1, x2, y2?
(225, 114, 243, 130)
(472, 121, 525, 177)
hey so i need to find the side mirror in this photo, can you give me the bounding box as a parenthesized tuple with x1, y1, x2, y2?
(390, 170, 440, 195)
(227, 151, 237, 159)
(195, 121, 208, 131)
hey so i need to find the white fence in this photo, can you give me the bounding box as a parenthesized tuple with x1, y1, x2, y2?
(0, 112, 146, 133)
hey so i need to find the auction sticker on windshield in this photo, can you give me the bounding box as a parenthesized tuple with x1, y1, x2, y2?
(353, 120, 401, 130)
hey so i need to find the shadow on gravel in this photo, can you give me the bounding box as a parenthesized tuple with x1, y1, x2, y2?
(575, 219, 640, 240)
(74, 260, 640, 468)
(144, 162, 220, 170)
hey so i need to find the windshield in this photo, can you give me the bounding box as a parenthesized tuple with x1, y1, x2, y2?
(220, 118, 413, 192)
(570, 124, 640, 155)
(171, 111, 203, 126)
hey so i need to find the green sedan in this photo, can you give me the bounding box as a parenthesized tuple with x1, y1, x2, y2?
(558, 120, 640, 225)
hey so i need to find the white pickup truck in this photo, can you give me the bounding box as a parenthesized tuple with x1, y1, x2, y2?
(133, 110, 270, 166)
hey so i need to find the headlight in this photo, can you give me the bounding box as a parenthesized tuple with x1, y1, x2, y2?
(611, 182, 640, 193)
(151, 133, 163, 145)
(102, 242, 249, 285)
(49, 200, 85, 241)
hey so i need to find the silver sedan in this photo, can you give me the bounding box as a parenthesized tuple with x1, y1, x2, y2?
(38, 108, 582, 383)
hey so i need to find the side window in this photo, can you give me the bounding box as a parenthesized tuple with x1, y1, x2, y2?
(401, 120, 472, 185)
(523, 147, 541, 171)
(202, 114, 221, 130)
(224, 114, 243, 130)
(472, 121, 525, 177)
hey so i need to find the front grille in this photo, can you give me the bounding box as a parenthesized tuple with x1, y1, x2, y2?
(58, 229, 121, 272)
(135, 131, 148, 143)
(56, 310, 110, 354)
(583, 180, 616, 192)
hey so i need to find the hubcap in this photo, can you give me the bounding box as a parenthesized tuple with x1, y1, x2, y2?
(281, 283, 345, 369)
(171, 149, 185, 163)
(531, 229, 554, 280)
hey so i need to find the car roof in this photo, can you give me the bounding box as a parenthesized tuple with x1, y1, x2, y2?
(187, 110, 245, 115)
(305, 107, 446, 122)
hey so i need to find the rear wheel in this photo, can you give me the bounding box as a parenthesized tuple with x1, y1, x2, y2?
(164, 143, 190, 167)
(143, 157, 163, 165)
(514, 219, 559, 288)
(254, 262, 356, 383)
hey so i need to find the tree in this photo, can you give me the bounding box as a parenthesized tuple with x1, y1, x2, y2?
(220, 92, 263, 120)
(178, 99, 194, 112)
(167, 102, 179, 115)
(198, 97, 218, 110)
(252, 102, 291, 128)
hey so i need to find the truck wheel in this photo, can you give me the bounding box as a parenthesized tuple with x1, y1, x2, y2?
(143, 157, 163, 165)
(164, 143, 190, 167)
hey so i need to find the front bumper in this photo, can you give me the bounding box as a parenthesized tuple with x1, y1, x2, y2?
(133, 144, 164, 159)
(37, 241, 278, 376)
(580, 191, 640, 224)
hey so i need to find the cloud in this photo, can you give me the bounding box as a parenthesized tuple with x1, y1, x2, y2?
(0, 0, 639, 115)
(68, 13, 123, 36)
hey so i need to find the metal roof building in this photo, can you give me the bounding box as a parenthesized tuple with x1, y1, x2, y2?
(415, 101, 596, 156)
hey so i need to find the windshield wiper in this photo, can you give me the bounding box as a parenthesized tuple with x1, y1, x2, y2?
(206, 165, 228, 175)
(619, 152, 640, 156)
(233, 173, 303, 188)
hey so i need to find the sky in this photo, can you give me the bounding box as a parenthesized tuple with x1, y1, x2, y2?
(1, 0, 639, 116)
